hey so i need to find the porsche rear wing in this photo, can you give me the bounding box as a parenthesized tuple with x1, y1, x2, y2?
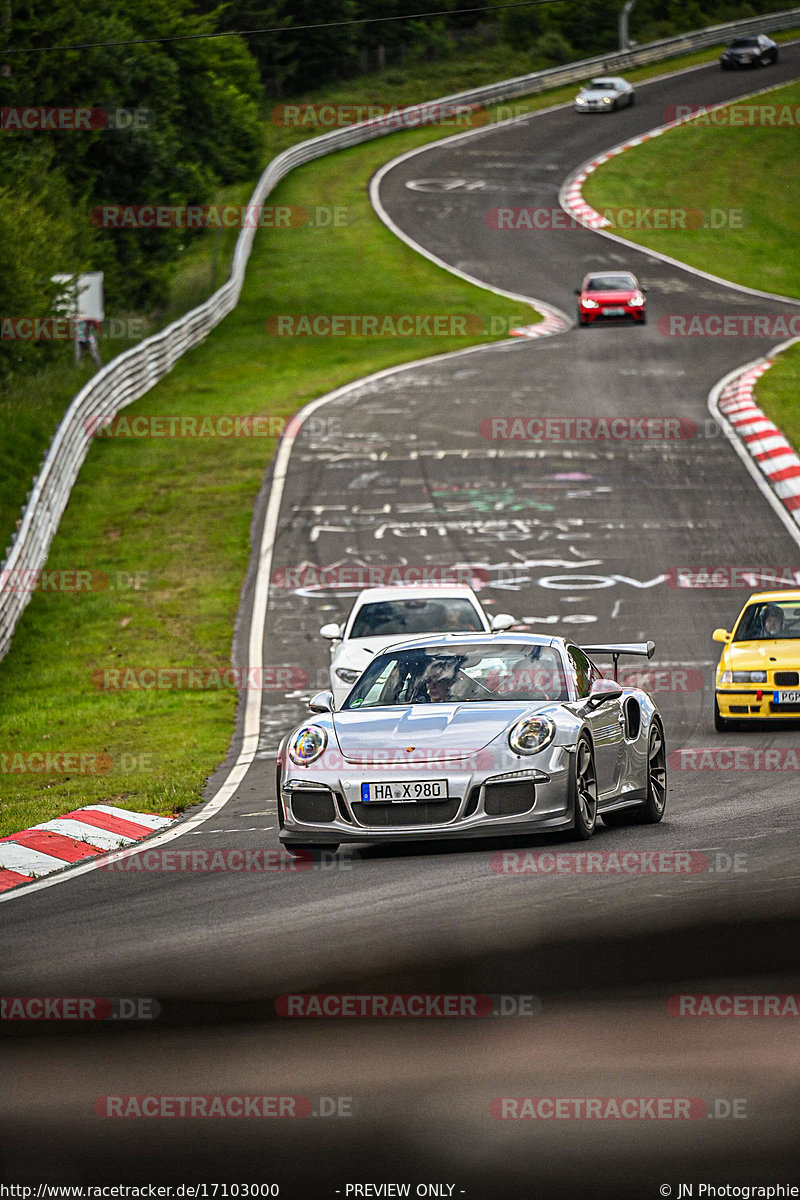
(580, 641, 655, 681)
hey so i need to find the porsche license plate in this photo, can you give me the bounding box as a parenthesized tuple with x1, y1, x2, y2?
(361, 779, 449, 803)
(604, 306, 625, 316)
(773, 690, 800, 704)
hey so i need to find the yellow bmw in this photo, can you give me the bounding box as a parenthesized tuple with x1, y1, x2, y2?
(713, 590, 800, 730)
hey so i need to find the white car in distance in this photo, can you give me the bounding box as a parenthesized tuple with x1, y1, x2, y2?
(320, 585, 516, 708)
(574, 76, 635, 112)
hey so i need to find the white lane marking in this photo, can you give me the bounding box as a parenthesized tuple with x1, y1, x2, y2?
(184, 827, 275, 835)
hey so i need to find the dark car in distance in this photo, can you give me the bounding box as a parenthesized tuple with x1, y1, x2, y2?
(720, 35, 778, 68)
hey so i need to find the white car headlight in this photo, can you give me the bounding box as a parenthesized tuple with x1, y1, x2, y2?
(335, 667, 360, 684)
(509, 716, 555, 755)
(602, 96, 612, 104)
(289, 725, 328, 765)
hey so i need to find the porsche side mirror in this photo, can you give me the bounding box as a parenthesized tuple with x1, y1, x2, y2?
(320, 623, 342, 640)
(491, 613, 516, 631)
(712, 628, 732, 644)
(586, 678, 623, 708)
(308, 690, 334, 713)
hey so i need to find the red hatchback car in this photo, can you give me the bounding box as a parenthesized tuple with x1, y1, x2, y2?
(576, 270, 647, 326)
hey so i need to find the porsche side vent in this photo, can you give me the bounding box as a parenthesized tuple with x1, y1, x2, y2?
(290, 789, 336, 823)
(484, 781, 535, 817)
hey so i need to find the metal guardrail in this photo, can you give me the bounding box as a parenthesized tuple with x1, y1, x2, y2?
(2, 6, 799, 660)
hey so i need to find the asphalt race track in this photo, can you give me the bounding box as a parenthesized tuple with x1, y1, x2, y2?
(3, 52, 800, 1198)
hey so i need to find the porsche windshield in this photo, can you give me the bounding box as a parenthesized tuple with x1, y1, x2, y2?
(733, 601, 800, 641)
(349, 598, 483, 639)
(342, 644, 570, 708)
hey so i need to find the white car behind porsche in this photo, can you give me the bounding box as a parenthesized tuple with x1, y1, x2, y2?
(320, 585, 516, 708)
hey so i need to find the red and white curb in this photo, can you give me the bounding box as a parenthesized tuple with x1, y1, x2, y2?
(0, 805, 175, 893)
(562, 128, 679, 230)
(715, 357, 800, 527)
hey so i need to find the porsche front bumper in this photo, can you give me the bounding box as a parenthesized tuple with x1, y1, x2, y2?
(279, 747, 574, 846)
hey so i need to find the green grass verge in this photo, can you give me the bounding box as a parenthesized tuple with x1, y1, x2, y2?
(581, 76, 800, 467)
(582, 79, 800, 298)
(755, 338, 800, 455)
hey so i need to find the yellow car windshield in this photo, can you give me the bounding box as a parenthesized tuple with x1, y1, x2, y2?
(733, 602, 800, 641)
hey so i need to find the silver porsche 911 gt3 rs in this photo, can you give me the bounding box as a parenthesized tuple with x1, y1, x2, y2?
(276, 634, 667, 854)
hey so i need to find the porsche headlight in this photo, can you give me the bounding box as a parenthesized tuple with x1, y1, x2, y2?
(289, 725, 328, 765)
(509, 716, 555, 755)
(335, 667, 360, 684)
(732, 670, 767, 683)
(602, 96, 612, 104)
